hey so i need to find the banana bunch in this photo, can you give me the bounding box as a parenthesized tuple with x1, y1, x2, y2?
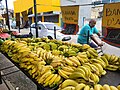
(69, 65, 92, 82)
(104, 54, 120, 65)
(43, 74, 62, 88)
(58, 66, 74, 79)
(87, 48, 98, 59)
(106, 64, 119, 71)
(76, 52, 89, 64)
(58, 79, 78, 90)
(50, 56, 65, 68)
(81, 44, 91, 50)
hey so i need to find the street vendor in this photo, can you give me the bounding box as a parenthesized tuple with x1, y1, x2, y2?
(77, 19, 103, 48)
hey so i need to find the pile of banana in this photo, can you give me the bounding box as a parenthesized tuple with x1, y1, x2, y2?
(0, 38, 120, 90)
(58, 79, 120, 90)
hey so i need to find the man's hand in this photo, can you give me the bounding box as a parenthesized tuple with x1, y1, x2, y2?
(98, 42, 103, 46)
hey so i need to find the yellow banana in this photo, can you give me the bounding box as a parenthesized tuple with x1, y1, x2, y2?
(91, 64, 100, 76)
(60, 69, 72, 76)
(93, 63, 104, 75)
(43, 74, 54, 84)
(84, 85, 90, 90)
(103, 84, 111, 90)
(97, 57, 107, 68)
(117, 85, 120, 90)
(75, 83, 86, 90)
(103, 54, 111, 61)
(69, 72, 88, 81)
(100, 56, 109, 66)
(60, 79, 78, 89)
(88, 48, 98, 57)
(75, 68, 86, 75)
(37, 70, 52, 84)
(79, 66, 89, 78)
(110, 86, 118, 90)
(61, 86, 75, 90)
(49, 74, 58, 86)
(62, 66, 74, 72)
(53, 75, 61, 84)
(94, 84, 103, 90)
(90, 73, 99, 84)
(64, 58, 74, 66)
(86, 51, 91, 58)
(76, 56, 85, 64)
(69, 56, 81, 66)
(58, 69, 69, 79)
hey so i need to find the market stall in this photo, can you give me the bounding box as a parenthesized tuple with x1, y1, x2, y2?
(0, 38, 120, 90)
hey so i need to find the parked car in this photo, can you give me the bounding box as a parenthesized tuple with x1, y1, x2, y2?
(30, 21, 71, 41)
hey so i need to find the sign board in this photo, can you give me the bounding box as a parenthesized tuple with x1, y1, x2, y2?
(102, 2, 120, 28)
(61, 6, 79, 24)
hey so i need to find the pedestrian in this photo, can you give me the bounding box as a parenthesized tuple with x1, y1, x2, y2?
(77, 19, 103, 48)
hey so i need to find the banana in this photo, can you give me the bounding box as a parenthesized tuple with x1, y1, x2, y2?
(90, 73, 99, 84)
(93, 63, 104, 75)
(94, 84, 103, 90)
(117, 85, 120, 90)
(62, 66, 74, 72)
(60, 79, 78, 89)
(103, 84, 111, 90)
(75, 68, 86, 75)
(106, 64, 119, 71)
(79, 66, 89, 78)
(64, 58, 74, 66)
(37, 70, 52, 84)
(49, 74, 58, 86)
(100, 56, 109, 66)
(76, 56, 85, 64)
(40, 65, 53, 75)
(60, 69, 72, 76)
(110, 86, 118, 90)
(75, 83, 86, 90)
(53, 75, 61, 84)
(43, 74, 54, 84)
(112, 56, 119, 63)
(103, 54, 111, 61)
(69, 56, 81, 66)
(84, 85, 90, 90)
(86, 51, 91, 58)
(61, 86, 75, 90)
(27, 65, 34, 70)
(91, 64, 100, 76)
(109, 55, 116, 62)
(97, 57, 107, 68)
(77, 52, 87, 58)
(88, 48, 98, 57)
(69, 72, 88, 81)
(58, 69, 69, 79)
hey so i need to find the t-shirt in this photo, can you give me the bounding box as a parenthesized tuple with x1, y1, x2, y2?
(77, 24, 99, 44)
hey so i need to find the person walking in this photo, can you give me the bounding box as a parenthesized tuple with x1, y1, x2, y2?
(77, 19, 103, 48)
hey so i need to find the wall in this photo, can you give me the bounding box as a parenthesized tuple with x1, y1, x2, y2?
(60, 0, 92, 29)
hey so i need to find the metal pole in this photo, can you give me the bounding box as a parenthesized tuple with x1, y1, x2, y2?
(5, 0, 10, 30)
(33, 0, 38, 37)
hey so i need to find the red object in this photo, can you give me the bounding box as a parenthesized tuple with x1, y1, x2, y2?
(12, 31, 20, 35)
(0, 33, 10, 39)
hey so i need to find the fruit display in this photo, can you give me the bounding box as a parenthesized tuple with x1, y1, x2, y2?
(0, 37, 120, 90)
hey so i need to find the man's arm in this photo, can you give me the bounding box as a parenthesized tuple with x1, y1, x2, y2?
(91, 35, 103, 46)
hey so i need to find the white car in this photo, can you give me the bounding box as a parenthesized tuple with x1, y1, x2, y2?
(30, 21, 71, 41)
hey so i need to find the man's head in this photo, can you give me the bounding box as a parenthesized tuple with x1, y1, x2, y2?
(89, 19, 96, 28)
